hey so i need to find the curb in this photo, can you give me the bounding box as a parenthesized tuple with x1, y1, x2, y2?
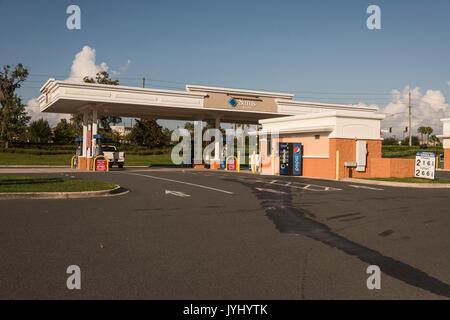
(342, 178, 450, 189)
(0, 185, 129, 200)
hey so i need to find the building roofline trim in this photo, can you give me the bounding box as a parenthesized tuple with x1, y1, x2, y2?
(40, 79, 207, 98)
(186, 84, 294, 99)
(259, 110, 385, 124)
(277, 99, 379, 112)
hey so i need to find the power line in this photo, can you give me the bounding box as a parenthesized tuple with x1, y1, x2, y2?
(25, 73, 395, 95)
(19, 74, 449, 105)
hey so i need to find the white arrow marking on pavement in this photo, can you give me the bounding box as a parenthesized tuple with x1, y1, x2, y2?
(255, 187, 287, 194)
(165, 190, 191, 197)
(349, 185, 384, 191)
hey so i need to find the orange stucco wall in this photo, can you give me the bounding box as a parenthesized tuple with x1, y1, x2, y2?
(77, 157, 93, 170)
(331, 139, 381, 179)
(331, 139, 414, 178)
(369, 158, 415, 178)
(445, 149, 450, 170)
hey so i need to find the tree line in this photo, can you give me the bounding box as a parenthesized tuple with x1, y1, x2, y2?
(383, 126, 441, 147)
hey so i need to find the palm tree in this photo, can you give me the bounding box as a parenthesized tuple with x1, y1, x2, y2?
(425, 127, 433, 145)
(417, 126, 426, 145)
(430, 134, 441, 147)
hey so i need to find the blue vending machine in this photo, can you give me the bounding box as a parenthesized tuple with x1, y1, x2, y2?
(279, 143, 290, 175)
(279, 142, 302, 176)
(292, 143, 302, 176)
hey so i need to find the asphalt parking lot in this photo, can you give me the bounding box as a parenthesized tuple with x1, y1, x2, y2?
(0, 168, 449, 299)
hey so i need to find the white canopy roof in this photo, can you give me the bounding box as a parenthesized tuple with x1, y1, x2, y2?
(39, 79, 380, 124)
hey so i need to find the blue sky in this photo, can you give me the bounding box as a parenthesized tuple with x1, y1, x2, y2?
(1, 0, 449, 134)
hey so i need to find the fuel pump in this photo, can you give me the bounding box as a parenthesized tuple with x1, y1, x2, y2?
(73, 137, 83, 168)
(93, 134, 104, 157)
(220, 138, 228, 169)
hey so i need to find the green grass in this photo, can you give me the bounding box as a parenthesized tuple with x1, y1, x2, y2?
(382, 146, 443, 159)
(0, 175, 116, 193)
(126, 154, 175, 166)
(0, 152, 176, 167)
(363, 177, 450, 184)
(0, 153, 74, 165)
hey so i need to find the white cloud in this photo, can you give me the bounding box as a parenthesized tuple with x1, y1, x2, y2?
(447, 81, 450, 86)
(111, 59, 131, 76)
(66, 45, 109, 82)
(26, 46, 131, 124)
(25, 98, 70, 127)
(65, 46, 131, 80)
(380, 86, 450, 136)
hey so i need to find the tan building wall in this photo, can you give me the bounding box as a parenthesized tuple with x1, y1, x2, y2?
(273, 133, 330, 157)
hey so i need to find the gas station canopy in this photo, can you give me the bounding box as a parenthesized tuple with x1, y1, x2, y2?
(38, 79, 379, 124)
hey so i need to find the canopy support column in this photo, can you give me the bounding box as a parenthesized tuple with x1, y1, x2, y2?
(92, 109, 98, 157)
(193, 120, 203, 167)
(214, 117, 220, 161)
(210, 117, 221, 170)
(82, 112, 88, 158)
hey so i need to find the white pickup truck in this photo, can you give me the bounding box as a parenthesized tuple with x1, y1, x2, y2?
(101, 145, 125, 168)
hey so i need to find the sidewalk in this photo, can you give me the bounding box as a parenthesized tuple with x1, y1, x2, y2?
(342, 178, 450, 189)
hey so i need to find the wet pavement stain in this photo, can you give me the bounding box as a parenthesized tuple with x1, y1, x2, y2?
(378, 230, 395, 237)
(327, 212, 362, 220)
(339, 216, 366, 222)
(241, 180, 450, 298)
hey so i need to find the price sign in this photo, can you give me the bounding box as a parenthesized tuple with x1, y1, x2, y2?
(227, 157, 236, 171)
(414, 151, 436, 180)
(95, 158, 108, 172)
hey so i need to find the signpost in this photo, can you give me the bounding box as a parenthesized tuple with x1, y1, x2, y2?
(414, 151, 436, 180)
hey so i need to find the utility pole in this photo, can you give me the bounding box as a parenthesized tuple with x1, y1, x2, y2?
(142, 77, 145, 88)
(408, 90, 412, 146)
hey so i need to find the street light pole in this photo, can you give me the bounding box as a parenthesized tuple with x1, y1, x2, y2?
(409, 91, 412, 146)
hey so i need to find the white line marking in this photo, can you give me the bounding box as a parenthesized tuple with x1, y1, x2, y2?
(165, 190, 191, 197)
(268, 180, 342, 192)
(349, 184, 384, 191)
(122, 172, 234, 194)
(255, 187, 287, 194)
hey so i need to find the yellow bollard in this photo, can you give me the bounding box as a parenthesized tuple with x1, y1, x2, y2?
(237, 151, 241, 173)
(271, 149, 275, 175)
(436, 155, 439, 169)
(71, 155, 76, 169)
(259, 154, 262, 173)
(336, 150, 340, 181)
(252, 151, 256, 174)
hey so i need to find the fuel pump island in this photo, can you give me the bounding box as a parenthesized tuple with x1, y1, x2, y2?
(72, 135, 111, 172)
